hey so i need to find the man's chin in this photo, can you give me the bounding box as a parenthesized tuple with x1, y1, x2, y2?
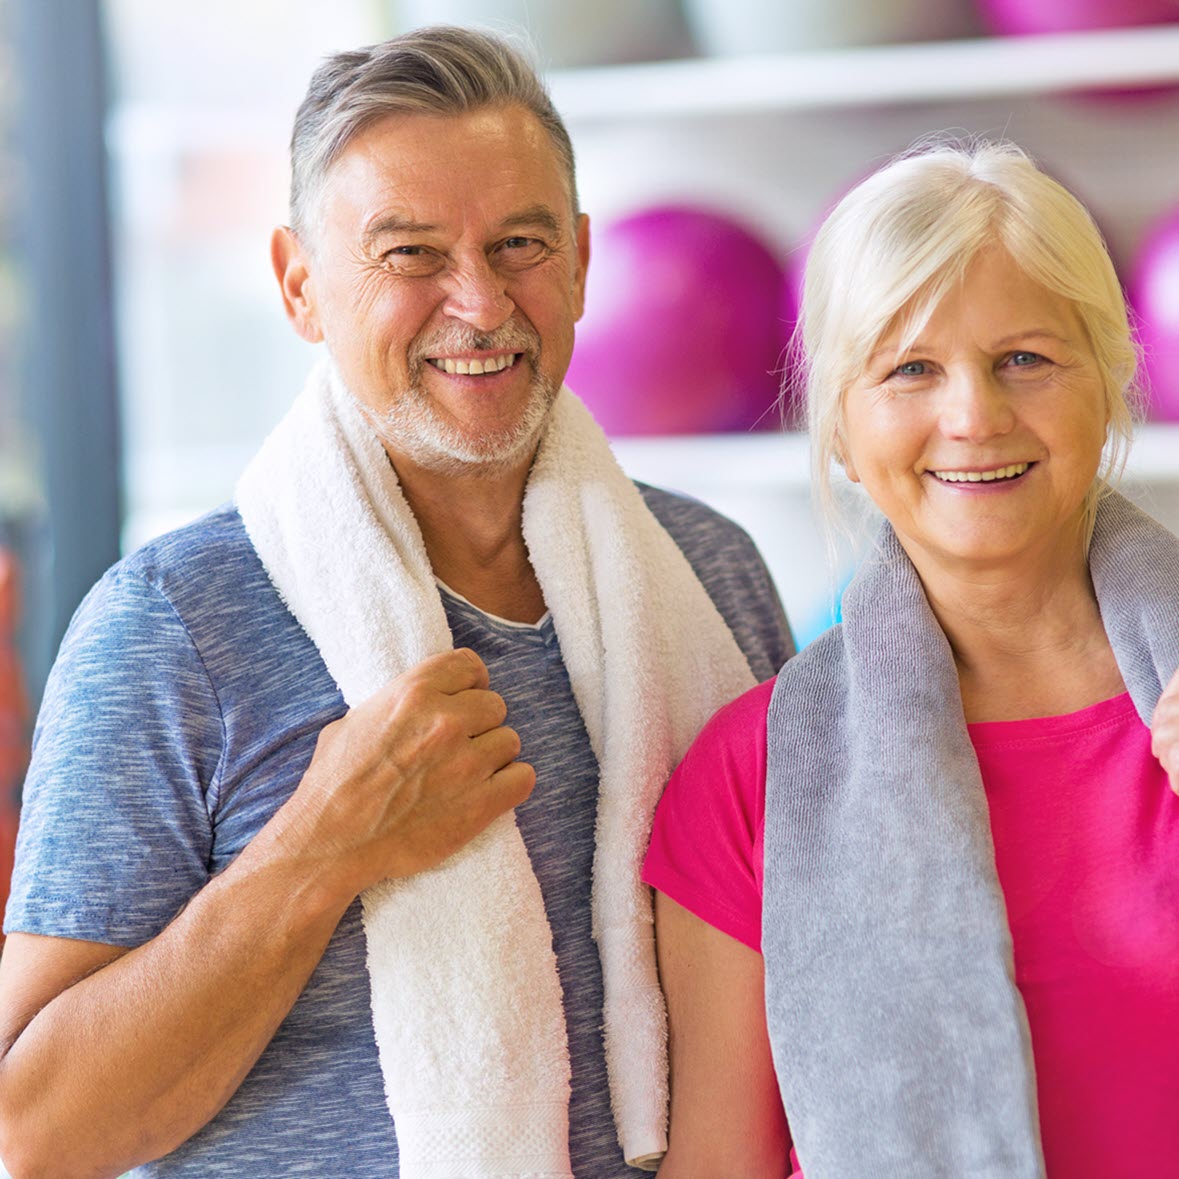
(401, 435, 539, 477)
(377, 405, 552, 478)
(333, 358, 559, 478)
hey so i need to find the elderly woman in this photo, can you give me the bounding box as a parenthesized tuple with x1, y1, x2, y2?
(643, 140, 1179, 1179)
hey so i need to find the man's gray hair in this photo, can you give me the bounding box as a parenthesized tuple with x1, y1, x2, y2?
(288, 25, 579, 240)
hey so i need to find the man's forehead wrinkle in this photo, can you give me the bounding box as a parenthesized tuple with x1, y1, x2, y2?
(357, 195, 565, 249)
(360, 211, 439, 247)
(316, 108, 576, 254)
(501, 205, 562, 233)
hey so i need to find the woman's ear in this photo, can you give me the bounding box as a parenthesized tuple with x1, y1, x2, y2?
(834, 427, 859, 483)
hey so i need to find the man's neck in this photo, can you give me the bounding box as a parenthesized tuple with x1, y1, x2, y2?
(388, 447, 546, 625)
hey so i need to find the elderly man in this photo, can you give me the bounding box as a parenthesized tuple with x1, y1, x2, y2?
(0, 26, 791, 1179)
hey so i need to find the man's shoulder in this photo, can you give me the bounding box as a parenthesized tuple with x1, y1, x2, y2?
(636, 481, 751, 548)
(635, 480, 771, 593)
(111, 503, 286, 621)
(85, 504, 295, 654)
(60, 504, 332, 715)
(119, 503, 260, 590)
(637, 481, 795, 678)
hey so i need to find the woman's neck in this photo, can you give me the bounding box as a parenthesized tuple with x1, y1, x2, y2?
(908, 541, 1125, 723)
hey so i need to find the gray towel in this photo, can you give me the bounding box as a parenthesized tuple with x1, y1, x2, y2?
(762, 490, 1179, 1177)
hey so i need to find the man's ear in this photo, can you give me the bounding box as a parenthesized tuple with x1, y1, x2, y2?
(572, 213, 590, 321)
(271, 226, 323, 344)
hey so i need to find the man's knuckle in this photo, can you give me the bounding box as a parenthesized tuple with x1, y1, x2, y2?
(427, 711, 464, 746)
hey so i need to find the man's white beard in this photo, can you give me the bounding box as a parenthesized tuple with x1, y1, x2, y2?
(374, 366, 557, 476)
(330, 325, 559, 477)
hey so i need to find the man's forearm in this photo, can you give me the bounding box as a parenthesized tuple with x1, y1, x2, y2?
(0, 826, 355, 1179)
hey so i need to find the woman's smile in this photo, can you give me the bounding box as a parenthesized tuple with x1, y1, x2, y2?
(927, 461, 1032, 485)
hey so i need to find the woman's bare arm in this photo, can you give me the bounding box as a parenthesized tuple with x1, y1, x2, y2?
(655, 891, 791, 1179)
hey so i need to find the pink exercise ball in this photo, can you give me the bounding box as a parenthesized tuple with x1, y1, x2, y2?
(1129, 206, 1179, 422)
(976, 0, 1179, 35)
(567, 205, 787, 435)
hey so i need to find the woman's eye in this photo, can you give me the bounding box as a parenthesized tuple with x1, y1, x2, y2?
(1008, 350, 1043, 367)
(893, 360, 927, 377)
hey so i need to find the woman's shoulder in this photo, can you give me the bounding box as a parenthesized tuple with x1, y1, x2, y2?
(695, 676, 778, 751)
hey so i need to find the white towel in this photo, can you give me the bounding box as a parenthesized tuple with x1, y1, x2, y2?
(235, 359, 757, 1177)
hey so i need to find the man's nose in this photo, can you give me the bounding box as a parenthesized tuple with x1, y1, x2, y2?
(939, 367, 1015, 441)
(441, 254, 515, 331)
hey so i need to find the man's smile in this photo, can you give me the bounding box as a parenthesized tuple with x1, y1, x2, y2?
(426, 352, 521, 376)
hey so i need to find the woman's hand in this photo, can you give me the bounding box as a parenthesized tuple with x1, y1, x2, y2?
(1151, 666, 1179, 794)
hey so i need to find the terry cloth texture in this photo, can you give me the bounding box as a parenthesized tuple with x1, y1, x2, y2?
(762, 491, 1179, 1179)
(235, 361, 759, 1178)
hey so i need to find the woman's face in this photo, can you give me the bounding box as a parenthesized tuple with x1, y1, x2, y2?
(840, 247, 1109, 578)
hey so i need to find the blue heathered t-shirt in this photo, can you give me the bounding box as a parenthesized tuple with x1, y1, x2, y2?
(6, 484, 793, 1177)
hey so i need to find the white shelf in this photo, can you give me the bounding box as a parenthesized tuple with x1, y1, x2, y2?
(550, 24, 1179, 120)
(1123, 422, 1179, 481)
(106, 24, 1179, 151)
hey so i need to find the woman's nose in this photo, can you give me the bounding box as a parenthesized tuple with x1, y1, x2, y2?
(939, 368, 1015, 441)
(441, 254, 515, 331)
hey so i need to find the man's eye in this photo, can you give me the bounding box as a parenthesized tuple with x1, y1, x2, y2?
(386, 245, 435, 261)
(382, 246, 442, 275)
(496, 237, 547, 265)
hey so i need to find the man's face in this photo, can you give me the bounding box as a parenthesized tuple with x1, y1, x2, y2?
(278, 104, 590, 476)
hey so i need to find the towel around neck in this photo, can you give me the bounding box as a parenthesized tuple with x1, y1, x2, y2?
(761, 490, 1179, 1179)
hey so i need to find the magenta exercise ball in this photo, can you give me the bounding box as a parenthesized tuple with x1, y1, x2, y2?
(976, 0, 1179, 35)
(1130, 207, 1179, 422)
(567, 205, 786, 435)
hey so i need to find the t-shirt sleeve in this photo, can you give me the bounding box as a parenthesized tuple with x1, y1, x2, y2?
(642, 678, 772, 952)
(4, 566, 224, 945)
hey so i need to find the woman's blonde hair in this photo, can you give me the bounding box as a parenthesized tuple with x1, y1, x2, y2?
(795, 137, 1142, 537)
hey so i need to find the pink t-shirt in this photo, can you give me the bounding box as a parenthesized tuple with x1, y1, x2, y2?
(644, 681, 1179, 1178)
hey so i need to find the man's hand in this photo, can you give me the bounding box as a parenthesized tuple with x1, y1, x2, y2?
(1151, 665, 1179, 795)
(279, 647, 535, 895)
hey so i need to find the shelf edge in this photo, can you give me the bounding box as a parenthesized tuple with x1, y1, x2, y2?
(551, 25, 1179, 120)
